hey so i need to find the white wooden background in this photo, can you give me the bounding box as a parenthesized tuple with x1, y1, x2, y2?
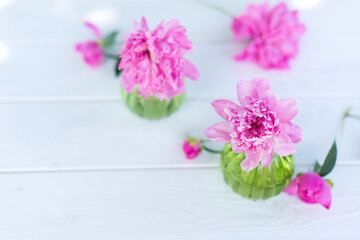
(1, 0, 360, 239)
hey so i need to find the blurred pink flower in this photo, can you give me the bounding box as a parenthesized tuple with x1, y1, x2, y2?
(183, 138, 202, 160)
(283, 172, 332, 209)
(119, 17, 199, 100)
(232, 3, 305, 69)
(204, 78, 302, 171)
(76, 22, 104, 68)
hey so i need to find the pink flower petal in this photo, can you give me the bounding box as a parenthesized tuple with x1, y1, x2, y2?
(272, 133, 296, 156)
(85, 22, 102, 39)
(237, 78, 273, 106)
(231, 2, 305, 69)
(183, 141, 201, 160)
(75, 43, 86, 52)
(275, 98, 298, 123)
(317, 180, 332, 209)
(211, 100, 239, 121)
(252, 78, 271, 99)
(262, 93, 279, 109)
(260, 150, 273, 167)
(282, 122, 302, 143)
(75, 41, 104, 68)
(182, 59, 200, 80)
(234, 53, 247, 61)
(237, 79, 255, 105)
(204, 79, 302, 172)
(297, 172, 324, 204)
(287, 172, 332, 209)
(283, 178, 299, 195)
(241, 151, 261, 171)
(298, 172, 323, 191)
(120, 17, 196, 99)
(163, 18, 180, 33)
(232, 17, 253, 40)
(204, 121, 232, 142)
(140, 16, 149, 30)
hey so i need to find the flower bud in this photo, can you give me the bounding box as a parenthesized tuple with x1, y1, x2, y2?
(283, 172, 332, 209)
(75, 22, 104, 68)
(182, 138, 202, 160)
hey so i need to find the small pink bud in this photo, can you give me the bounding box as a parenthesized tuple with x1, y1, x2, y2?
(182, 138, 202, 160)
(283, 172, 332, 209)
(76, 22, 104, 68)
(76, 41, 104, 68)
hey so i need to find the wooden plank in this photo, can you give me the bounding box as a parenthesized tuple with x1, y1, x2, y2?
(1, 43, 360, 98)
(0, 166, 358, 239)
(0, 100, 358, 169)
(1, 0, 360, 41)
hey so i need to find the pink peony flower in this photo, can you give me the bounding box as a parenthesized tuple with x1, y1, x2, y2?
(283, 172, 332, 209)
(183, 138, 202, 160)
(204, 78, 302, 171)
(76, 22, 104, 68)
(232, 3, 305, 69)
(119, 17, 199, 100)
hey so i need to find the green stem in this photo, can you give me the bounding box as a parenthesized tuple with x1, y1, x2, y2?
(338, 107, 359, 146)
(347, 114, 360, 121)
(202, 145, 222, 154)
(104, 52, 120, 60)
(338, 107, 350, 146)
(114, 41, 124, 45)
(190, 0, 235, 18)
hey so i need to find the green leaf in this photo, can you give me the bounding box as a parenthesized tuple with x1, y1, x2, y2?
(313, 161, 321, 174)
(318, 141, 337, 177)
(102, 31, 118, 49)
(115, 58, 123, 77)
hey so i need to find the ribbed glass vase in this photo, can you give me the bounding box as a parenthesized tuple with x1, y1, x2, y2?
(121, 88, 185, 120)
(220, 143, 294, 200)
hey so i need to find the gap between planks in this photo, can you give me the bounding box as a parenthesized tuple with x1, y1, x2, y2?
(4, 37, 360, 46)
(1, 93, 360, 104)
(0, 161, 359, 174)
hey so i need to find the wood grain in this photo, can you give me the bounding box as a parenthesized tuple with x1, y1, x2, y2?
(1, 0, 360, 41)
(0, 166, 358, 240)
(0, 100, 358, 170)
(0, 0, 360, 239)
(1, 43, 360, 99)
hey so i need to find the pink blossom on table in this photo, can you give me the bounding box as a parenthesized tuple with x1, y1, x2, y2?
(76, 22, 104, 68)
(232, 3, 305, 69)
(283, 172, 332, 209)
(183, 138, 202, 160)
(204, 78, 302, 171)
(119, 17, 199, 100)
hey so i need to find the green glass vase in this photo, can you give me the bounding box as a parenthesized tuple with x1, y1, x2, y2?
(121, 88, 185, 120)
(220, 143, 294, 200)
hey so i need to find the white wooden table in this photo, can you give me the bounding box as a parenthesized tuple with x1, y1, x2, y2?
(1, 0, 360, 239)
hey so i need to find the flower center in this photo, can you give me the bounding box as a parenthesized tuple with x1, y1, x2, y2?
(145, 49, 152, 61)
(228, 98, 280, 151)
